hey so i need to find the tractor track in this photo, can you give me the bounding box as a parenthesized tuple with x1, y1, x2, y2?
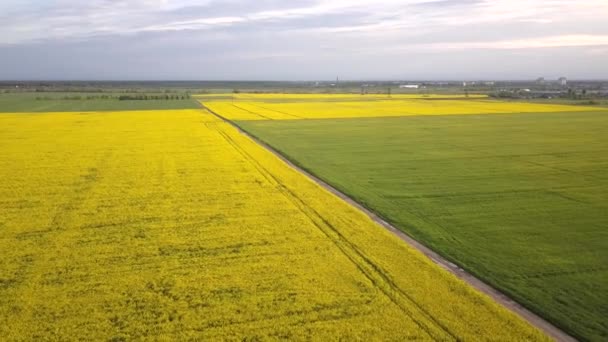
(211, 124, 456, 340)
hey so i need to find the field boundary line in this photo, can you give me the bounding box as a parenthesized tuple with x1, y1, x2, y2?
(199, 103, 577, 342)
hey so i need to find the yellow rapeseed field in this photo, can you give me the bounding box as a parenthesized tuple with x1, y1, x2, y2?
(195, 93, 488, 102)
(202, 96, 603, 121)
(0, 109, 547, 340)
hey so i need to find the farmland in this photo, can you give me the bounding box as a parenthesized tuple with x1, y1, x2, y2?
(225, 96, 608, 341)
(202, 93, 601, 121)
(195, 93, 490, 103)
(0, 109, 546, 340)
(0, 92, 199, 112)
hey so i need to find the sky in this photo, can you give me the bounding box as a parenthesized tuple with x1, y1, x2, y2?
(1, 0, 607, 80)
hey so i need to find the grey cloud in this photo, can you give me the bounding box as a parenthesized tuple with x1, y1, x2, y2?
(1, 0, 607, 80)
(167, 0, 318, 18)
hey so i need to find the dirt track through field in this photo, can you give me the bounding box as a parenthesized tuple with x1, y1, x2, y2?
(199, 103, 577, 342)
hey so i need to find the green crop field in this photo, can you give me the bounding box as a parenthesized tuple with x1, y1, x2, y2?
(0, 93, 200, 112)
(238, 111, 608, 341)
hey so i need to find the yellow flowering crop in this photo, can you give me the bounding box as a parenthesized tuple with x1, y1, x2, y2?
(202, 96, 602, 121)
(195, 93, 488, 102)
(0, 110, 547, 340)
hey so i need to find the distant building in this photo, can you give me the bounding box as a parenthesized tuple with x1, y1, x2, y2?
(536, 77, 545, 85)
(558, 77, 567, 86)
(399, 84, 419, 89)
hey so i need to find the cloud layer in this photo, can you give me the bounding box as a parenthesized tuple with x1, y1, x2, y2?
(1, 0, 607, 80)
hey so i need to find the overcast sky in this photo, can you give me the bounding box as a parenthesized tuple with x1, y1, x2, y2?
(1, 0, 607, 80)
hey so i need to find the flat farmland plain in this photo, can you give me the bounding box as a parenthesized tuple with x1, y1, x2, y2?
(237, 110, 608, 341)
(202, 94, 601, 121)
(0, 93, 199, 112)
(195, 93, 490, 103)
(0, 110, 545, 340)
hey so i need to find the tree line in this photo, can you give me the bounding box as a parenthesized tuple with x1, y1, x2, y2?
(35, 94, 192, 101)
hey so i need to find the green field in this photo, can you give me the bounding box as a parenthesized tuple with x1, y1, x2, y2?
(238, 111, 608, 341)
(0, 93, 199, 112)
